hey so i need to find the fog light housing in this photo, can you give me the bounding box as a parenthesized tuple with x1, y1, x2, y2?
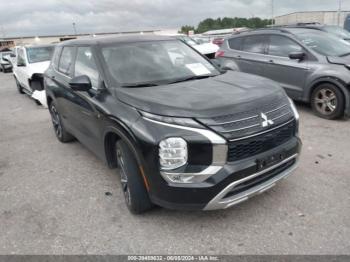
(159, 137, 187, 170)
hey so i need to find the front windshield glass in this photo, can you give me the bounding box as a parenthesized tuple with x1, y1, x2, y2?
(323, 25, 350, 39)
(101, 40, 219, 86)
(295, 31, 350, 56)
(26, 46, 54, 63)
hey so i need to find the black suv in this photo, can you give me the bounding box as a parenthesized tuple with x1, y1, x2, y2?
(44, 35, 301, 214)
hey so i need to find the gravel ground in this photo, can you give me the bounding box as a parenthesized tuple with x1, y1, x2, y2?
(0, 72, 349, 255)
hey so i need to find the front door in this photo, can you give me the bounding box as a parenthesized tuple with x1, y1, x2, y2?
(264, 35, 308, 99)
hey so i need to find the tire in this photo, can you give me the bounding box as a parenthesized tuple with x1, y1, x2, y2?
(14, 77, 25, 94)
(49, 102, 75, 143)
(311, 83, 345, 120)
(116, 140, 153, 214)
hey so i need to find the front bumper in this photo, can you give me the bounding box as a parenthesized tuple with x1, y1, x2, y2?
(204, 153, 298, 210)
(133, 114, 301, 211)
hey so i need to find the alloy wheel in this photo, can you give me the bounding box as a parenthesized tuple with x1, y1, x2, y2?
(50, 105, 62, 138)
(116, 148, 131, 205)
(314, 88, 337, 116)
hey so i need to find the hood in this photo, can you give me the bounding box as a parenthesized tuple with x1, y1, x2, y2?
(116, 71, 287, 118)
(193, 43, 219, 55)
(27, 61, 50, 75)
(327, 55, 350, 66)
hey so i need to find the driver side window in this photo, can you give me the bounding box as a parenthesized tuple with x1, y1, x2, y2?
(17, 49, 26, 66)
(268, 35, 303, 57)
(74, 47, 100, 89)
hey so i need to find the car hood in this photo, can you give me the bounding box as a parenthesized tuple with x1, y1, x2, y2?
(116, 71, 287, 118)
(327, 55, 350, 66)
(192, 43, 219, 55)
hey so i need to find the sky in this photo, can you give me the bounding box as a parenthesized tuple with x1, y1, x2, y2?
(0, 0, 349, 37)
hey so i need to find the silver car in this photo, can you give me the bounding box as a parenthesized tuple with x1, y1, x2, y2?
(217, 28, 350, 119)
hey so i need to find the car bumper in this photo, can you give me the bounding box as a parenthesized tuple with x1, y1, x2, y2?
(148, 137, 301, 210)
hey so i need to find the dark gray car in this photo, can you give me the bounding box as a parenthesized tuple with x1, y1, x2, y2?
(217, 28, 350, 119)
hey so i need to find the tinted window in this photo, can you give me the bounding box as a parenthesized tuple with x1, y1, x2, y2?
(268, 35, 303, 57)
(242, 36, 266, 54)
(228, 37, 242, 50)
(58, 47, 75, 75)
(74, 47, 99, 89)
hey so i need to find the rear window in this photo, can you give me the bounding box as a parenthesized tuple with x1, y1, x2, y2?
(228, 37, 242, 50)
(242, 36, 266, 54)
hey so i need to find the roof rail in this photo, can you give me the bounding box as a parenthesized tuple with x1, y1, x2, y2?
(233, 27, 291, 35)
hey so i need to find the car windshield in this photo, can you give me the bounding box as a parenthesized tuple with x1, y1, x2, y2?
(101, 40, 220, 87)
(26, 46, 54, 63)
(323, 25, 350, 40)
(295, 31, 350, 57)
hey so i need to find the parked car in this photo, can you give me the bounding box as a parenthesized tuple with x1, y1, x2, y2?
(44, 35, 301, 214)
(176, 35, 219, 59)
(0, 51, 14, 73)
(217, 28, 350, 119)
(282, 23, 350, 42)
(13, 44, 55, 107)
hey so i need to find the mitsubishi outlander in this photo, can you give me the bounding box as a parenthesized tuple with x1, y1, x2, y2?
(44, 35, 301, 214)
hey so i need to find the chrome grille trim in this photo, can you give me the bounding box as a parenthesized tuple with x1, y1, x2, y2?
(221, 123, 261, 133)
(209, 114, 259, 126)
(229, 118, 295, 142)
(265, 104, 288, 115)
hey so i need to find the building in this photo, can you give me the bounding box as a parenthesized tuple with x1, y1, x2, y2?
(0, 39, 15, 51)
(2, 29, 179, 46)
(274, 11, 350, 27)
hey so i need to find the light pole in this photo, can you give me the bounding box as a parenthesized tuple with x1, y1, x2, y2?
(72, 22, 77, 36)
(271, 0, 275, 26)
(338, 0, 342, 26)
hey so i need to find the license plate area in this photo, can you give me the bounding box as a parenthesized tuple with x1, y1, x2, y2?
(256, 151, 287, 171)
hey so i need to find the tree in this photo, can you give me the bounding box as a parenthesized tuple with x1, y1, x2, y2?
(183, 17, 273, 34)
(179, 25, 195, 34)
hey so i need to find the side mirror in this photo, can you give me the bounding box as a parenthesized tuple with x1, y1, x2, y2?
(289, 52, 305, 60)
(69, 75, 92, 92)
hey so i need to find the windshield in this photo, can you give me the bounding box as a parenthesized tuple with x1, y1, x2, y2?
(295, 31, 350, 57)
(323, 25, 350, 40)
(101, 40, 219, 87)
(26, 46, 54, 63)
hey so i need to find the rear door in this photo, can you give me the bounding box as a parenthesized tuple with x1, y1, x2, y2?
(225, 35, 269, 77)
(264, 34, 309, 98)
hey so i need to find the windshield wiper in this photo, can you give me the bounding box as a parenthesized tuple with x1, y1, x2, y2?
(168, 75, 215, 84)
(121, 83, 159, 88)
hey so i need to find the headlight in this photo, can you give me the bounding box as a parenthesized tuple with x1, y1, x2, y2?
(159, 137, 188, 170)
(289, 98, 299, 121)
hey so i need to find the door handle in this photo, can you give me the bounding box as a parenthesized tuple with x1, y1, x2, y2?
(268, 59, 274, 63)
(236, 55, 241, 59)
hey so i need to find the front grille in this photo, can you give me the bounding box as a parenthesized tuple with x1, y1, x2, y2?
(227, 120, 295, 162)
(197, 97, 294, 140)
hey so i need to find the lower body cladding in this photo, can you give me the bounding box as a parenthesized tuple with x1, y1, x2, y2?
(133, 115, 302, 211)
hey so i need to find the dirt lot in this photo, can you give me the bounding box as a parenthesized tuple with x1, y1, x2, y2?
(0, 72, 349, 255)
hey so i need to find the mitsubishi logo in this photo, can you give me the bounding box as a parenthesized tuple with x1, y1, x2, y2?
(261, 113, 274, 127)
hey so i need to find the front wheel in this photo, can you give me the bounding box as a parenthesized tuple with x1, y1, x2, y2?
(311, 84, 345, 120)
(116, 140, 153, 214)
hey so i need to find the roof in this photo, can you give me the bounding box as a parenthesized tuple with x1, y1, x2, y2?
(58, 34, 175, 46)
(231, 27, 323, 37)
(275, 10, 350, 19)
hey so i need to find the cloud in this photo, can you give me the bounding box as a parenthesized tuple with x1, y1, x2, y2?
(0, 0, 348, 37)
